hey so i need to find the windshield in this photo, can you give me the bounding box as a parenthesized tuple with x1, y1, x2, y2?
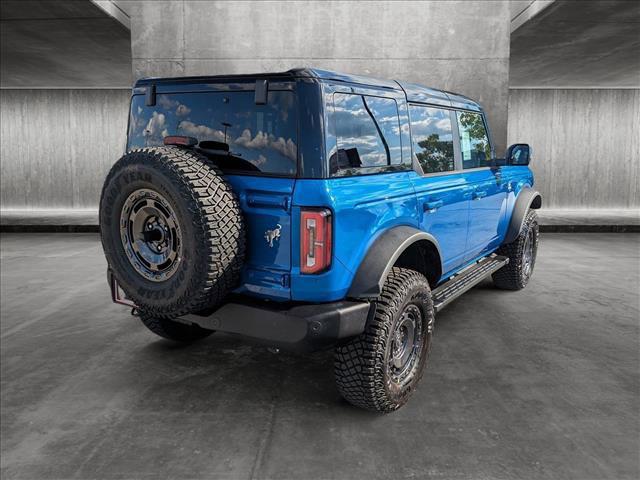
(128, 89, 298, 176)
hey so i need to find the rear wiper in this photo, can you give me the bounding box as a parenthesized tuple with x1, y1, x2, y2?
(196, 140, 259, 172)
(198, 140, 231, 153)
(197, 140, 243, 158)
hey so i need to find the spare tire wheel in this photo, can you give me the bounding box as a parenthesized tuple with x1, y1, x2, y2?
(99, 147, 245, 318)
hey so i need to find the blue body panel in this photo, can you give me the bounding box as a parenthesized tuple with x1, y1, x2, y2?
(292, 173, 419, 302)
(224, 175, 295, 301)
(283, 167, 533, 303)
(409, 170, 471, 274)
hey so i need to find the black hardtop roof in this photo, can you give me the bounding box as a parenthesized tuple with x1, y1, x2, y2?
(134, 68, 483, 112)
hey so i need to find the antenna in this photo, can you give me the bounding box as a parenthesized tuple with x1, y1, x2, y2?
(221, 122, 232, 143)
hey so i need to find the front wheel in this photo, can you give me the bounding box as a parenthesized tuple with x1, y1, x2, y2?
(492, 209, 539, 290)
(334, 267, 434, 413)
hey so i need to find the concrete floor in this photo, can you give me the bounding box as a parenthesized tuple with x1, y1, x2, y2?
(1, 233, 638, 480)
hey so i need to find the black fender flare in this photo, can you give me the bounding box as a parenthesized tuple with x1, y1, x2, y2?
(504, 187, 542, 244)
(347, 226, 442, 298)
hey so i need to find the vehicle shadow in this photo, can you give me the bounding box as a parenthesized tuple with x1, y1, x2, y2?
(126, 279, 501, 416)
(132, 331, 376, 417)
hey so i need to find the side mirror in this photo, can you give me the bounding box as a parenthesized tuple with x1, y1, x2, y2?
(505, 143, 531, 166)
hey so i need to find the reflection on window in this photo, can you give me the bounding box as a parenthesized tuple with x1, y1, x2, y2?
(457, 111, 491, 169)
(330, 93, 402, 174)
(127, 90, 297, 175)
(409, 105, 454, 174)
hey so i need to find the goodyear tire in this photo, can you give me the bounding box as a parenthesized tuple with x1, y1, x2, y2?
(100, 147, 245, 318)
(334, 267, 434, 413)
(492, 209, 539, 290)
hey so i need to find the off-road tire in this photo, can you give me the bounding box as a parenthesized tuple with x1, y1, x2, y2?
(139, 311, 213, 343)
(100, 147, 245, 318)
(492, 209, 539, 290)
(334, 267, 434, 413)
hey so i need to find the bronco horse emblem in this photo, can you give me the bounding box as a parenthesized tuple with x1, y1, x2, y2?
(264, 224, 282, 248)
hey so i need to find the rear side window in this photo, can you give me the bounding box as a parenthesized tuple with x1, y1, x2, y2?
(128, 90, 297, 176)
(456, 111, 491, 169)
(409, 105, 454, 174)
(329, 93, 402, 175)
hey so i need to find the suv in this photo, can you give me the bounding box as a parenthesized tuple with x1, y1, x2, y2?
(100, 68, 541, 412)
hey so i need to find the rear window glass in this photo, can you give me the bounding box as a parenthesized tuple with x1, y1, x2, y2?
(329, 93, 402, 175)
(128, 90, 297, 175)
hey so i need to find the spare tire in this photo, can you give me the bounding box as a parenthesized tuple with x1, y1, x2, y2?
(99, 147, 245, 317)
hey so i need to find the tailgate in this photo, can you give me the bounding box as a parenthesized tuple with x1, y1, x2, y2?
(225, 175, 295, 300)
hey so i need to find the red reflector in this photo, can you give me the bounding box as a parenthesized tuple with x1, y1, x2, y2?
(301, 208, 332, 274)
(163, 135, 198, 147)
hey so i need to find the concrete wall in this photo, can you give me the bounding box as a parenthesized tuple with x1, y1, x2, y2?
(129, 0, 511, 154)
(0, 89, 129, 209)
(508, 88, 640, 209)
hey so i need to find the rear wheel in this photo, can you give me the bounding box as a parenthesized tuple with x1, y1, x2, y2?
(492, 209, 539, 290)
(334, 267, 434, 413)
(100, 147, 245, 318)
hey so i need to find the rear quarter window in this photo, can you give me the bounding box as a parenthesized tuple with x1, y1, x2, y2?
(128, 90, 297, 176)
(328, 93, 405, 176)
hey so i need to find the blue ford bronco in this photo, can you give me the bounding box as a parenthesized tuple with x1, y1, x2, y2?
(100, 68, 541, 412)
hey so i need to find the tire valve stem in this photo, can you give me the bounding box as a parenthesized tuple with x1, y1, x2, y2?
(131, 307, 140, 317)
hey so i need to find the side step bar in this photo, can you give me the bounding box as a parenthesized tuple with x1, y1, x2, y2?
(432, 254, 509, 313)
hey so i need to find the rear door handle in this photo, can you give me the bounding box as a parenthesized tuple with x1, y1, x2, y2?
(423, 200, 444, 212)
(472, 191, 487, 200)
(246, 192, 290, 211)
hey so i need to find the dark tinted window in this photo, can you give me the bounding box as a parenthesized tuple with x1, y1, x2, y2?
(128, 90, 297, 175)
(330, 93, 402, 174)
(457, 111, 491, 169)
(409, 105, 454, 174)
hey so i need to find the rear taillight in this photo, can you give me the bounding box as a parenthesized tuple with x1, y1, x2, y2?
(300, 208, 332, 274)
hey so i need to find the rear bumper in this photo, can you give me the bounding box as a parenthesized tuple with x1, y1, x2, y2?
(177, 299, 371, 352)
(108, 269, 370, 352)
